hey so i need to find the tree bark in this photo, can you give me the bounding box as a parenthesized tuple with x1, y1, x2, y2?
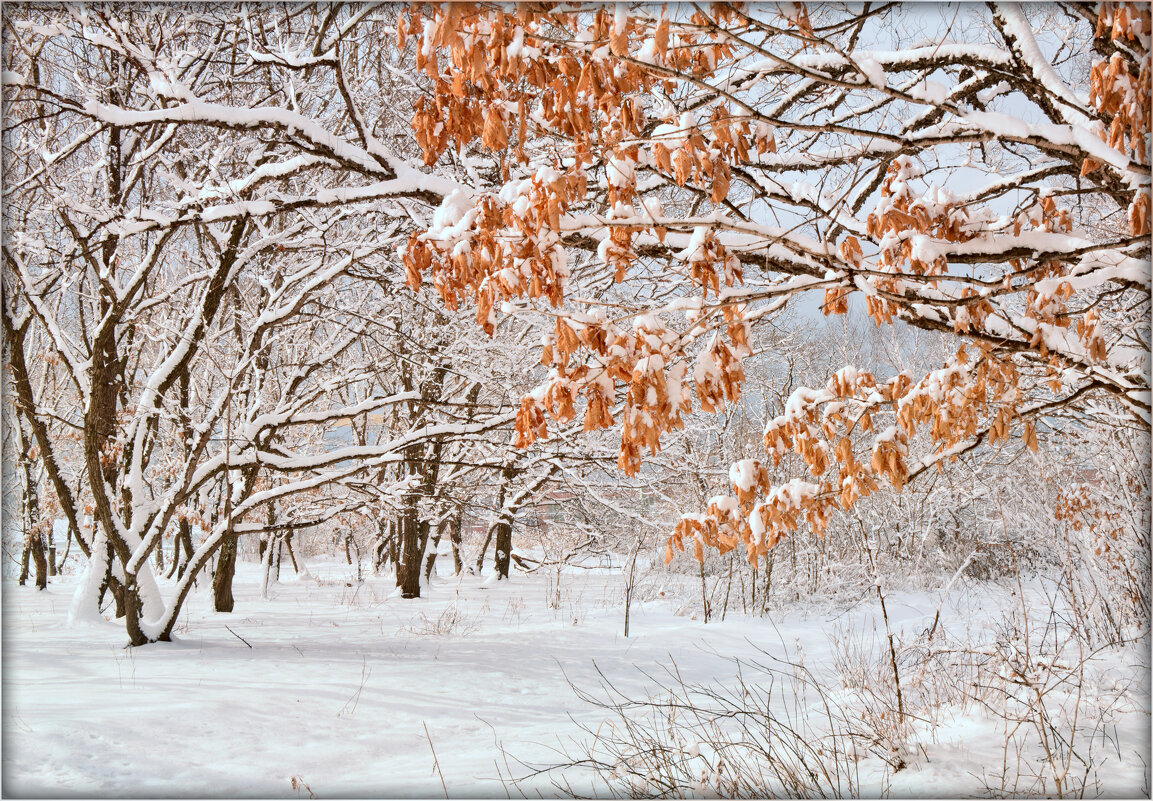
(474, 521, 495, 575)
(424, 518, 448, 581)
(388, 519, 399, 569)
(448, 511, 464, 575)
(259, 510, 281, 598)
(283, 530, 300, 574)
(493, 464, 516, 580)
(397, 497, 422, 598)
(168, 518, 194, 579)
(373, 518, 391, 573)
(18, 543, 30, 587)
(213, 532, 237, 613)
(29, 536, 48, 591)
(95, 533, 127, 619)
(14, 380, 52, 591)
(493, 519, 512, 579)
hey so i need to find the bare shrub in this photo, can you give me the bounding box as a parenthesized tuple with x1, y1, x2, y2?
(505, 654, 872, 799)
(405, 604, 479, 638)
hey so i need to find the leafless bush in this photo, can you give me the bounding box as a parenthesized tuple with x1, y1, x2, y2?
(405, 603, 479, 638)
(503, 573, 1146, 799)
(501, 653, 877, 799)
(962, 576, 1146, 798)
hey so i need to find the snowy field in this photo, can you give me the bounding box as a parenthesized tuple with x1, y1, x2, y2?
(3, 556, 1149, 799)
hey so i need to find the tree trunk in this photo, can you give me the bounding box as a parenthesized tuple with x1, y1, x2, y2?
(373, 518, 391, 574)
(761, 549, 774, 615)
(388, 519, 399, 569)
(284, 530, 300, 574)
(109, 582, 127, 618)
(448, 510, 464, 575)
(424, 519, 447, 581)
(259, 531, 281, 599)
(264, 503, 281, 587)
(173, 518, 194, 578)
(214, 533, 237, 613)
(397, 498, 422, 598)
(17, 419, 47, 590)
(623, 534, 643, 638)
(3, 308, 92, 561)
(348, 534, 362, 581)
(475, 522, 494, 575)
(169, 525, 185, 578)
(30, 535, 48, 590)
(18, 543, 30, 586)
(95, 534, 127, 618)
(493, 518, 512, 580)
(58, 529, 73, 574)
(169, 368, 196, 582)
(393, 358, 449, 597)
(699, 560, 710, 623)
(493, 465, 515, 580)
(123, 578, 168, 646)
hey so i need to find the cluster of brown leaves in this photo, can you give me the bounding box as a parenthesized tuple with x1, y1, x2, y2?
(1012, 194, 1111, 366)
(404, 4, 660, 168)
(649, 107, 776, 201)
(674, 339, 1035, 564)
(1087, 2, 1151, 235)
(858, 157, 978, 327)
(897, 346, 1026, 452)
(403, 172, 579, 333)
(667, 462, 840, 566)
(686, 230, 746, 298)
(401, 2, 767, 309)
(403, 4, 757, 476)
(1056, 485, 1126, 563)
(517, 311, 702, 476)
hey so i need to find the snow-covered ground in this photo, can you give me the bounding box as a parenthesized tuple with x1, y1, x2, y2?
(3, 556, 1149, 798)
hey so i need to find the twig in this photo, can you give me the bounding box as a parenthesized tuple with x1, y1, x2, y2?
(290, 775, 317, 799)
(225, 625, 252, 648)
(424, 721, 449, 799)
(337, 656, 371, 717)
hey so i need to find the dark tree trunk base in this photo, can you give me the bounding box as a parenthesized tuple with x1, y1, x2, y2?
(214, 536, 237, 613)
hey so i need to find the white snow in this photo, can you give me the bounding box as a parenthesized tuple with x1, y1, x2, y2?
(430, 188, 474, 233)
(7, 550, 1149, 799)
(854, 57, 886, 88)
(606, 154, 635, 188)
(729, 458, 761, 493)
(9, 559, 1147, 798)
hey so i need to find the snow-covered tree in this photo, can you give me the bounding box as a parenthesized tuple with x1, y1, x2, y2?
(1, 6, 515, 642)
